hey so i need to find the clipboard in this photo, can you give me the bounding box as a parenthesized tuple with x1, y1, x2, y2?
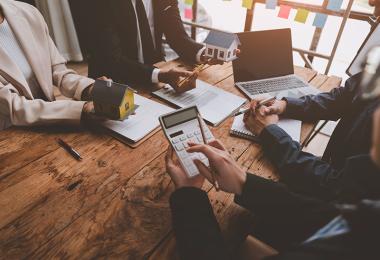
(347, 19, 380, 76)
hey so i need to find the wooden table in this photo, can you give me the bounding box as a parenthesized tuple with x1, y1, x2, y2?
(0, 61, 341, 259)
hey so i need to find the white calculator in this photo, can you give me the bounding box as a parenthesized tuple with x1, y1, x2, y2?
(159, 106, 214, 177)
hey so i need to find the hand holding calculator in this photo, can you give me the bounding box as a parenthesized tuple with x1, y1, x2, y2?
(160, 106, 214, 177)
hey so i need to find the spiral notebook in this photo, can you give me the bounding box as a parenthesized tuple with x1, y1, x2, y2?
(230, 113, 302, 143)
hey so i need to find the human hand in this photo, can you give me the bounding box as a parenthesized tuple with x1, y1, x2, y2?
(81, 101, 107, 122)
(371, 107, 380, 168)
(165, 146, 205, 190)
(158, 68, 197, 93)
(369, 0, 380, 17)
(249, 98, 287, 116)
(243, 102, 279, 135)
(82, 76, 112, 101)
(186, 139, 247, 195)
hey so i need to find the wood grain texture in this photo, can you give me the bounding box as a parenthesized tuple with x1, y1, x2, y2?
(0, 61, 340, 259)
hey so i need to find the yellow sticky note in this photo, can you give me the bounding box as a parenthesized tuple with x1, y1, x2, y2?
(294, 9, 309, 23)
(242, 0, 253, 9)
(185, 0, 193, 5)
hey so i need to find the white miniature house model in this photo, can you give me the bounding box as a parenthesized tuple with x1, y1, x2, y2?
(204, 31, 240, 62)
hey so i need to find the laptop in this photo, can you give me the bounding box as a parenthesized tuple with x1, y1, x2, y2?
(233, 29, 320, 100)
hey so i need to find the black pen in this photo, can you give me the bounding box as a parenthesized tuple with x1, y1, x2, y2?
(57, 138, 82, 161)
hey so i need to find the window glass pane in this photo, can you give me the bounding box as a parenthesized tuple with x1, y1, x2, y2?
(220, 51, 224, 58)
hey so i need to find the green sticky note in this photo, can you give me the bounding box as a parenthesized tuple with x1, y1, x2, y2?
(242, 0, 253, 9)
(185, 0, 193, 5)
(294, 8, 309, 23)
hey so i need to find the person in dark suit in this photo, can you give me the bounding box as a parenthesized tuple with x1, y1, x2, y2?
(84, 0, 219, 90)
(164, 106, 380, 259)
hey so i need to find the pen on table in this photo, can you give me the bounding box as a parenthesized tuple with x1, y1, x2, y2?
(57, 138, 82, 161)
(233, 96, 276, 117)
(178, 64, 206, 86)
(197, 116, 220, 192)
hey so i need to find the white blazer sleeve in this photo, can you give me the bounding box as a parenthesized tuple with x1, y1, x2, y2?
(0, 81, 85, 127)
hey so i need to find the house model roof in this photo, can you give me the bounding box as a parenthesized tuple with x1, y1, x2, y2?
(204, 31, 240, 49)
(93, 80, 129, 106)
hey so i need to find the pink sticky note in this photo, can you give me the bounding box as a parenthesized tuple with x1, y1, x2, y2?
(185, 8, 193, 19)
(278, 5, 292, 19)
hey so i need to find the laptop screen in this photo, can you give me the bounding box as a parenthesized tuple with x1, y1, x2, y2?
(233, 29, 294, 83)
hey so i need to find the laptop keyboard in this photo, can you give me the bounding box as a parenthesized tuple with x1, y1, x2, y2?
(237, 75, 309, 96)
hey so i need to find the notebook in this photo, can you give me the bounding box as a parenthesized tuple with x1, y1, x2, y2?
(230, 113, 302, 143)
(153, 79, 247, 126)
(100, 94, 174, 147)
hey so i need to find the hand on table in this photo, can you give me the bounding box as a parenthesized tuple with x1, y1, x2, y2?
(82, 76, 112, 101)
(243, 99, 280, 135)
(159, 68, 198, 93)
(166, 146, 205, 190)
(186, 139, 247, 195)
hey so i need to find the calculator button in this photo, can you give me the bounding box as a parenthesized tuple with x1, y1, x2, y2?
(175, 144, 184, 151)
(183, 142, 189, 148)
(183, 159, 192, 167)
(196, 136, 204, 143)
(172, 138, 179, 144)
(194, 130, 201, 136)
(179, 136, 186, 141)
(187, 133, 194, 138)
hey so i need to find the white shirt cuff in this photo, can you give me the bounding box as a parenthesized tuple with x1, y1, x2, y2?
(196, 46, 206, 63)
(152, 68, 161, 83)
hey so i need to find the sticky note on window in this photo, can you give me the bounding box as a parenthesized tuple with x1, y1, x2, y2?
(185, 0, 193, 5)
(184, 8, 193, 19)
(327, 0, 344, 11)
(294, 9, 309, 23)
(278, 5, 292, 19)
(266, 0, 277, 10)
(242, 0, 253, 9)
(313, 13, 328, 28)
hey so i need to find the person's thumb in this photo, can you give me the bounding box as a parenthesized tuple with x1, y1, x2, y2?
(193, 159, 213, 182)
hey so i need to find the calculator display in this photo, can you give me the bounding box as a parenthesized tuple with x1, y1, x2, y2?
(162, 107, 198, 128)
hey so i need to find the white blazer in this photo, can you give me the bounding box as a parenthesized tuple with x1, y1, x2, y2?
(0, 0, 95, 130)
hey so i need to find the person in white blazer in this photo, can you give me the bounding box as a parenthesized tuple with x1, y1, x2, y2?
(0, 0, 97, 130)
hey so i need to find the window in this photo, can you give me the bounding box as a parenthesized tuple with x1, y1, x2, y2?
(219, 51, 224, 58)
(208, 48, 213, 55)
(228, 51, 231, 58)
(233, 49, 236, 56)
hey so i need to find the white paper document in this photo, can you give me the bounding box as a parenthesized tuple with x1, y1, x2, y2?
(231, 113, 302, 143)
(101, 95, 174, 143)
(153, 80, 247, 126)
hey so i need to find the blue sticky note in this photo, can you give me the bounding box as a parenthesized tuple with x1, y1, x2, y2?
(327, 0, 343, 11)
(313, 13, 328, 29)
(266, 0, 278, 10)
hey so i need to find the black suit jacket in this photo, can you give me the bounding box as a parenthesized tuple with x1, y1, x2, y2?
(169, 155, 380, 260)
(259, 73, 380, 200)
(86, 0, 203, 85)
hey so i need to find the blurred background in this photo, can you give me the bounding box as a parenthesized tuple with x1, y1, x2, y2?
(18, 0, 374, 82)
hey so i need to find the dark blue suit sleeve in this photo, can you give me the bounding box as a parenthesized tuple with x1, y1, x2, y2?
(283, 74, 361, 121)
(170, 187, 228, 260)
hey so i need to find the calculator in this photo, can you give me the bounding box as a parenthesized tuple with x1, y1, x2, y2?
(159, 106, 214, 177)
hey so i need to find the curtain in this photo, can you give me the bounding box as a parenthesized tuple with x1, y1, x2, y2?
(35, 0, 83, 62)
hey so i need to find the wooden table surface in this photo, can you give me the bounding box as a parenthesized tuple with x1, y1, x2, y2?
(0, 61, 341, 259)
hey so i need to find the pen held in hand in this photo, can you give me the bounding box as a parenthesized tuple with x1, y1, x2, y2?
(197, 116, 220, 191)
(232, 96, 276, 117)
(57, 138, 82, 161)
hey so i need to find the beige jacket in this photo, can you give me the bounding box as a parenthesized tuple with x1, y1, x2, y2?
(0, 0, 95, 130)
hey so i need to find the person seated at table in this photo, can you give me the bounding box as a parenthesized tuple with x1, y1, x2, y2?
(0, 0, 100, 131)
(165, 106, 380, 259)
(241, 0, 380, 202)
(82, 0, 223, 91)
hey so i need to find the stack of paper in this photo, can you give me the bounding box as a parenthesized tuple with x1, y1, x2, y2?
(153, 80, 247, 126)
(231, 112, 302, 143)
(101, 95, 174, 143)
